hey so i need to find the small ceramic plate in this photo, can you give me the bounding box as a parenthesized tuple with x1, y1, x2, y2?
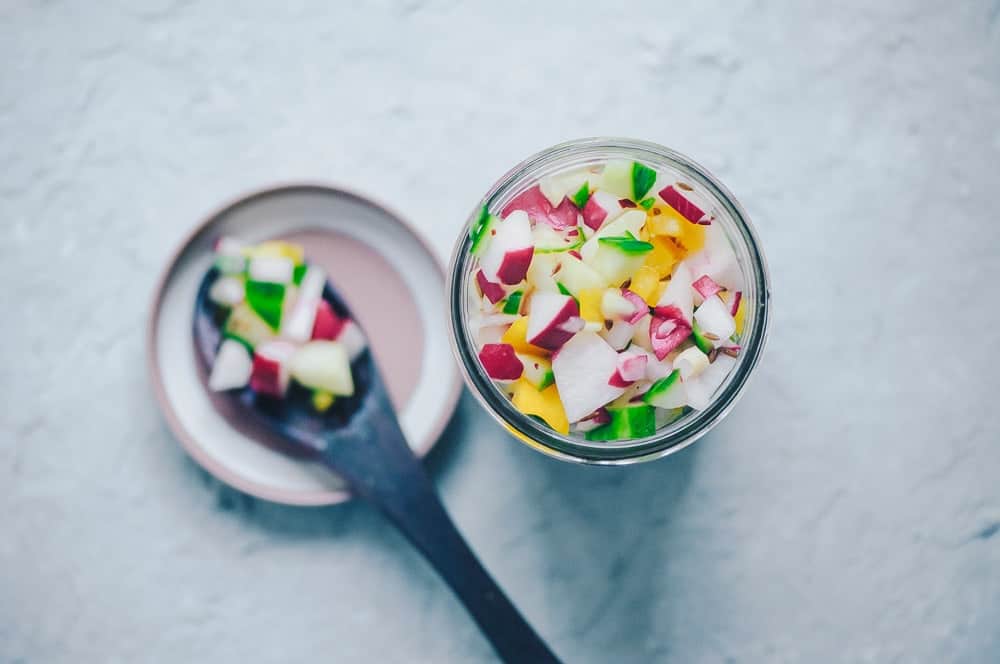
(148, 183, 462, 506)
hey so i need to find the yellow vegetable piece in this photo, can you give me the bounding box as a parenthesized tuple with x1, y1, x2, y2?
(642, 236, 682, 279)
(245, 240, 305, 265)
(648, 205, 705, 253)
(629, 266, 661, 305)
(501, 317, 549, 356)
(577, 288, 604, 324)
(312, 390, 335, 412)
(734, 295, 746, 336)
(511, 379, 569, 435)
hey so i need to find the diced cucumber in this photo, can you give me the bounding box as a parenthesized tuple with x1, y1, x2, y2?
(691, 319, 714, 354)
(643, 369, 686, 409)
(585, 403, 656, 441)
(224, 302, 273, 351)
(502, 290, 524, 315)
(245, 280, 286, 330)
(470, 206, 498, 256)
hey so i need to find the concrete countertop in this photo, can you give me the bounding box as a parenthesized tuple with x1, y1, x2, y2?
(3, 1, 998, 662)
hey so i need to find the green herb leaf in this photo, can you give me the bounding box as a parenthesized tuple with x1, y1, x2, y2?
(598, 235, 654, 255)
(638, 197, 656, 210)
(502, 290, 524, 315)
(632, 162, 657, 200)
(570, 181, 591, 209)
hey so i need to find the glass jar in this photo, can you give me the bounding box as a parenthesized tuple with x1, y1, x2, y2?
(447, 138, 771, 464)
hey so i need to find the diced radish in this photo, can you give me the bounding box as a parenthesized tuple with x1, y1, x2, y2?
(692, 274, 722, 300)
(693, 295, 736, 340)
(684, 354, 737, 410)
(502, 184, 578, 230)
(478, 344, 524, 380)
(311, 300, 347, 341)
(552, 332, 626, 422)
(630, 315, 653, 351)
(480, 210, 534, 285)
(476, 324, 507, 347)
(527, 291, 581, 351)
(527, 253, 560, 293)
(619, 199, 637, 208)
(214, 237, 247, 274)
(337, 321, 367, 361)
(282, 267, 327, 342)
(214, 236, 246, 255)
(673, 346, 709, 380)
(289, 341, 355, 396)
(600, 318, 635, 351)
(643, 350, 674, 381)
(620, 289, 650, 324)
(574, 408, 611, 433)
(608, 371, 634, 388)
(539, 169, 591, 207)
(208, 339, 253, 391)
(658, 184, 710, 224)
(649, 315, 692, 361)
(581, 190, 623, 231)
(655, 262, 694, 324)
(248, 256, 294, 284)
(209, 276, 245, 308)
(250, 340, 296, 397)
(601, 289, 635, 320)
(616, 348, 648, 382)
(476, 270, 506, 304)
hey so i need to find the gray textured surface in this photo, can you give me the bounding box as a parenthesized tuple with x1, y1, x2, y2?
(2, 1, 999, 662)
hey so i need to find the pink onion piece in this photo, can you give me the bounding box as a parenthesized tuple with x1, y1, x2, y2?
(502, 184, 578, 230)
(729, 291, 743, 316)
(620, 289, 650, 325)
(649, 315, 692, 360)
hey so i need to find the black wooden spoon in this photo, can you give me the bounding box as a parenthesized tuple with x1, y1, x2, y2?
(194, 268, 560, 664)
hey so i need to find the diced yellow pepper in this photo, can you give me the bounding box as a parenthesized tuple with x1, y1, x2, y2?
(577, 288, 604, 324)
(642, 236, 682, 279)
(511, 379, 569, 435)
(245, 240, 305, 265)
(629, 266, 661, 305)
(312, 390, 335, 412)
(501, 317, 549, 356)
(648, 205, 705, 253)
(734, 295, 746, 336)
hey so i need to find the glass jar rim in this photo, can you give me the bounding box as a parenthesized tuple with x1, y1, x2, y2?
(447, 137, 772, 464)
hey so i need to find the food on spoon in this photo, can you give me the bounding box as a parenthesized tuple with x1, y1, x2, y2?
(205, 239, 366, 411)
(468, 160, 749, 440)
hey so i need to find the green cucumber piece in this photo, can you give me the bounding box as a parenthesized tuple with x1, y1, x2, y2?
(245, 280, 285, 330)
(638, 197, 656, 210)
(570, 181, 591, 209)
(585, 403, 656, 441)
(644, 369, 685, 409)
(502, 290, 524, 315)
(469, 206, 497, 256)
(691, 320, 714, 354)
(632, 162, 657, 200)
(597, 235, 654, 255)
(292, 264, 308, 286)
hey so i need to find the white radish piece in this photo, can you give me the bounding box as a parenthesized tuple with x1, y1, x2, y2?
(248, 256, 294, 284)
(337, 321, 367, 361)
(601, 289, 635, 320)
(209, 276, 245, 308)
(600, 318, 635, 351)
(693, 295, 736, 340)
(209, 339, 253, 391)
(552, 332, 626, 422)
(673, 346, 710, 380)
(684, 354, 737, 411)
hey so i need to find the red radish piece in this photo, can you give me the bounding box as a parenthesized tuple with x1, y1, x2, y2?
(692, 274, 722, 300)
(282, 267, 327, 341)
(478, 344, 524, 380)
(208, 339, 253, 391)
(574, 408, 611, 433)
(250, 340, 296, 397)
(568, 250, 582, 260)
(620, 289, 650, 325)
(338, 321, 367, 361)
(600, 318, 635, 351)
(659, 185, 710, 224)
(248, 256, 294, 284)
(601, 289, 637, 320)
(655, 262, 694, 324)
(502, 185, 578, 230)
(619, 199, 637, 208)
(526, 291, 581, 351)
(693, 295, 736, 340)
(581, 191, 623, 231)
(608, 371, 634, 388)
(311, 300, 347, 341)
(476, 270, 506, 304)
(643, 349, 674, 381)
(552, 332, 627, 422)
(649, 315, 692, 361)
(729, 291, 743, 316)
(617, 349, 648, 382)
(480, 210, 534, 285)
